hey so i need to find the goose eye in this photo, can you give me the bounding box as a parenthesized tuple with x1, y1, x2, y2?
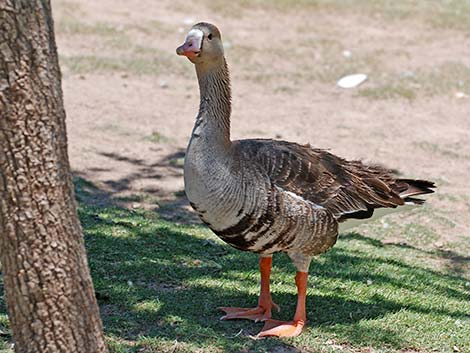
(208, 33, 213, 40)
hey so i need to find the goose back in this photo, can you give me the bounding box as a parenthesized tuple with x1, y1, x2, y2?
(236, 139, 432, 221)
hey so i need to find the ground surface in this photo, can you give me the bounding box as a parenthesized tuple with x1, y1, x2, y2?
(1, 0, 470, 352)
(57, 0, 470, 243)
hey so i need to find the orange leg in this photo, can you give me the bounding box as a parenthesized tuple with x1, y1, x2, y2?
(219, 256, 280, 322)
(257, 271, 307, 338)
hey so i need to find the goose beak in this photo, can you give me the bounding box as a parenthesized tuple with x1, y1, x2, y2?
(176, 40, 200, 58)
(176, 28, 203, 58)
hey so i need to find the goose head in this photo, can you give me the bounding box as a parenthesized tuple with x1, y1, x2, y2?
(176, 22, 224, 65)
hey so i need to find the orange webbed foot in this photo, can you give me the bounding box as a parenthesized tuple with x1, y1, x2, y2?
(219, 302, 280, 322)
(256, 319, 305, 338)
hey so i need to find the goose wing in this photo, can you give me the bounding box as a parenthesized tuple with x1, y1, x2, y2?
(236, 139, 423, 221)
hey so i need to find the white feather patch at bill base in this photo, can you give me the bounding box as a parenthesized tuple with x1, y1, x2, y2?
(186, 28, 204, 50)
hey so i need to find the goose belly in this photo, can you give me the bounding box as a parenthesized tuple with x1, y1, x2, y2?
(209, 186, 338, 256)
(184, 157, 247, 231)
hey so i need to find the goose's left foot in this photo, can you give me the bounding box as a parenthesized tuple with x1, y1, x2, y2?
(255, 271, 308, 338)
(257, 319, 305, 338)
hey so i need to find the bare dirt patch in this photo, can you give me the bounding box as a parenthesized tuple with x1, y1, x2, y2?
(54, 1, 470, 274)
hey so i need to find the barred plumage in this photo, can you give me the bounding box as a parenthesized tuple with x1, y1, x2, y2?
(177, 22, 435, 338)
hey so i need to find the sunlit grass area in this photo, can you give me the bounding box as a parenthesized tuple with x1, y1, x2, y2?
(1, 179, 468, 353)
(1, 0, 469, 352)
(81, 203, 470, 353)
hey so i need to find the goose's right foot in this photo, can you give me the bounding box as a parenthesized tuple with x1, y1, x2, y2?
(219, 301, 280, 322)
(219, 256, 278, 322)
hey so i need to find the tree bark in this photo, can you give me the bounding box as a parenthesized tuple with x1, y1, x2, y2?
(0, 1, 108, 352)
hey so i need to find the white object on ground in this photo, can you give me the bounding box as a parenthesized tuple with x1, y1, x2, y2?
(337, 74, 368, 88)
(342, 50, 352, 58)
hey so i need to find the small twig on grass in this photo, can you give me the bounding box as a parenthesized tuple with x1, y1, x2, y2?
(169, 339, 178, 353)
(225, 329, 244, 339)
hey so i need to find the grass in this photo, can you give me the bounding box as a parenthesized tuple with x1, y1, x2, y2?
(0, 277, 9, 352)
(232, 32, 469, 100)
(54, 16, 188, 76)
(239, 45, 470, 100)
(2, 0, 469, 350)
(53, 0, 470, 100)
(56, 20, 123, 37)
(371, 62, 470, 100)
(145, 131, 173, 144)
(0, 181, 469, 353)
(204, 0, 470, 31)
(413, 141, 470, 161)
(60, 53, 183, 76)
(358, 84, 417, 101)
(217, 1, 470, 101)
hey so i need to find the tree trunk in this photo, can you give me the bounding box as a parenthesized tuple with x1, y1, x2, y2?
(0, 1, 108, 352)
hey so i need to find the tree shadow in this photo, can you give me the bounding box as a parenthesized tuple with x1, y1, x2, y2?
(95, 150, 183, 192)
(342, 232, 470, 280)
(73, 148, 201, 224)
(97, 149, 186, 190)
(75, 195, 469, 352)
(1, 178, 468, 352)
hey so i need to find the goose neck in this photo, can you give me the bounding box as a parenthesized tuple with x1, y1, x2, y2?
(195, 58, 231, 145)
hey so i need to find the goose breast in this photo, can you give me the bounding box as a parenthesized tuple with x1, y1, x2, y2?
(185, 139, 339, 255)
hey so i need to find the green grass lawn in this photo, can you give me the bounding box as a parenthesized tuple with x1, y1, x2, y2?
(1, 181, 469, 353)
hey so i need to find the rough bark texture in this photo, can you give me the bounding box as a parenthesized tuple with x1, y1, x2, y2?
(0, 1, 108, 352)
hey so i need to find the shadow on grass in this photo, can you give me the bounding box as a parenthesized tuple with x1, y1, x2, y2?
(96, 150, 185, 193)
(0, 178, 468, 352)
(75, 196, 469, 352)
(73, 148, 202, 225)
(343, 232, 470, 283)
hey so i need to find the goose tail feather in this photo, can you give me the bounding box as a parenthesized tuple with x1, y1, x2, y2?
(338, 179, 435, 232)
(394, 179, 436, 204)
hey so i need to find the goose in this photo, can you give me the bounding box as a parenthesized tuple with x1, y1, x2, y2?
(176, 22, 435, 338)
